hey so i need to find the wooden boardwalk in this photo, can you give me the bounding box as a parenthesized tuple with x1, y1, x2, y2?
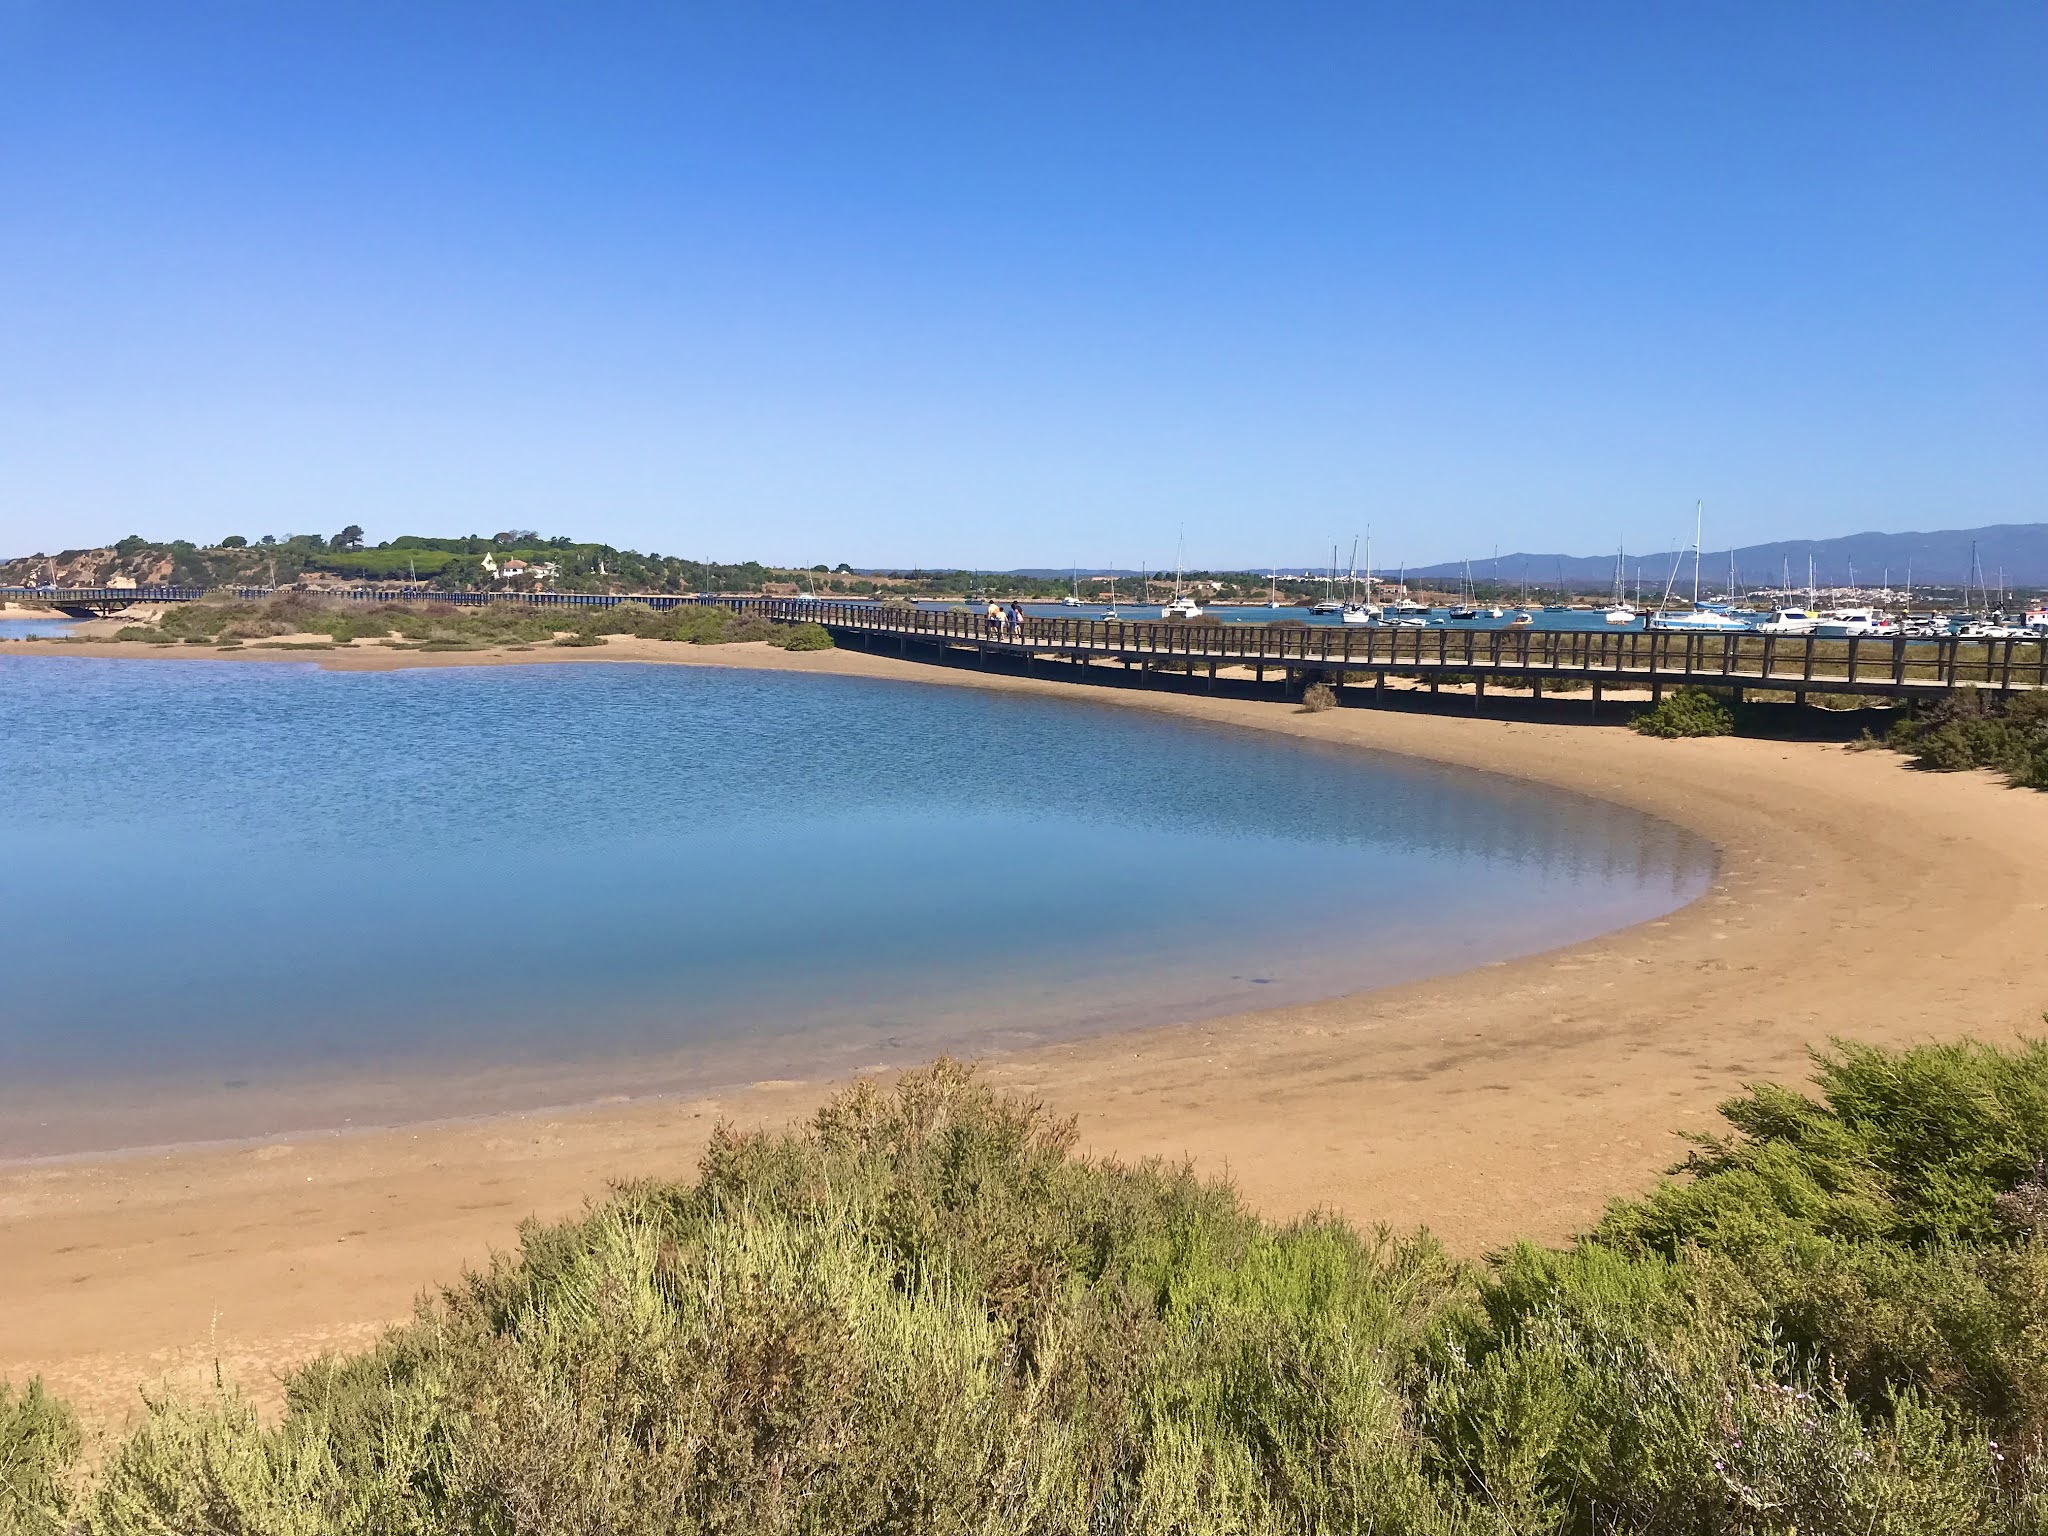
(753, 598, 2048, 703)
(6, 586, 2044, 701)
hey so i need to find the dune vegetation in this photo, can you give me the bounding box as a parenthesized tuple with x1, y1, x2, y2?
(12, 1038, 2048, 1533)
(1887, 692, 2048, 790)
(104, 595, 833, 655)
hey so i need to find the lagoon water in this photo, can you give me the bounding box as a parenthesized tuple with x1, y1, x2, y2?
(0, 658, 1713, 1157)
(0, 617, 78, 639)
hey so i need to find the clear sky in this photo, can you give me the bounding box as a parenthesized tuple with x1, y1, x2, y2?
(2, 2, 2042, 570)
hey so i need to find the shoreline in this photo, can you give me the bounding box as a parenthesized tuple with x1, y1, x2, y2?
(8, 636, 2048, 1429)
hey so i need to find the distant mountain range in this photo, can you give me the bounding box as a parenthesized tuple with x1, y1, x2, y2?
(1405, 523, 2048, 592)
(865, 524, 2046, 591)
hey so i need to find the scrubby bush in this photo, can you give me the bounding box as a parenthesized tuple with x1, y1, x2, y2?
(102, 596, 842, 654)
(773, 622, 835, 651)
(1632, 685, 1736, 738)
(1889, 692, 2048, 790)
(1300, 680, 1339, 712)
(28, 1040, 2048, 1532)
(0, 1380, 77, 1536)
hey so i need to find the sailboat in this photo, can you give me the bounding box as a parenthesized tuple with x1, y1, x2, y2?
(1389, 561, 1428, 621)
(1061, 566, 1082, 607)
(1310, 544, 1344, 614)
(1160, 534, 1203, 619)
(1267, 570, 1285, 609)
(1447, 559, 1479, 621)
(1649, 503, 1751, 632)
(1604, 545, 1638, 624)
(1340, 533, 1380, 624)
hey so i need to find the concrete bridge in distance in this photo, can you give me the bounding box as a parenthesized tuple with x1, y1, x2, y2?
(6, 585, 2044, 706)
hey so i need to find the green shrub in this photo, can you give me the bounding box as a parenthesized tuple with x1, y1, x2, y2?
(1632, 685, 1736, 737)
(42, 1041, 2048, 1532)
(1889, 693, 2048, 790)
(0, 1380, 78, 1536)
(773, 622, 835, 651)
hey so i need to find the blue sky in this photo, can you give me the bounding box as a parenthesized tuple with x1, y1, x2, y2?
(2, 2, 2042, 569)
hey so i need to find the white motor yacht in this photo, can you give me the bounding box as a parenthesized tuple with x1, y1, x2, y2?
(1753, 608, 1819, 636)
(1161, 594, 1204, 620)
(1649, 607, 1751, 633)
(1811, 607, 1883, 638)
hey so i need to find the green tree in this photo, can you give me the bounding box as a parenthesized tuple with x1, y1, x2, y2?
(333, 524, 365, 552)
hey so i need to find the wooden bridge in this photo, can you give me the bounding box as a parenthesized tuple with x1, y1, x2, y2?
(7, 585, 2044, 705)
(3, 585, 215, 618)
(742, 599, 2048, 705)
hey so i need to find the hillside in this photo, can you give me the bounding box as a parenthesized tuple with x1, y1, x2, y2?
(0, 533, 773, 596)
(1409, 521, 2048, 592)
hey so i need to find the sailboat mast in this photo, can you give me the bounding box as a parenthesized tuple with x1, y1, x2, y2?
(1691, 501, 1702, 609)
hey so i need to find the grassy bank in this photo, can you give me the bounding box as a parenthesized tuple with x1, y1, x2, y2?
(100, 595, 833, 655)
(12, 1038, 2048, 1533)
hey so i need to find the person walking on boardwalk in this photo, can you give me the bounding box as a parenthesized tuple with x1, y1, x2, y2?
(985, 598, 1003, 635)
(1008, 600, 1026, 636)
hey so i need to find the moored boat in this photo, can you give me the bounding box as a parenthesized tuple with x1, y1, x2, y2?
(1754, 607, 1819, 636)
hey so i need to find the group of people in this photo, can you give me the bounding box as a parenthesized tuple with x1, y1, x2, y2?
(983, 599, 1027, 636)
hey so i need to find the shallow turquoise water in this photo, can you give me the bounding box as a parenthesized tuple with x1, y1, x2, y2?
(0, 617, 77, 639)
(0, 658, 1712, 1155)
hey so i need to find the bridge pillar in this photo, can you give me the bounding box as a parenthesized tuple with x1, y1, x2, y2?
(1206, 658, 1217, 692)
(1591, 682, 1602, 717)
(1473, 673, 1485, 713)
(1651, 681, 1663, 704)
(1375, 671, 1386, 704)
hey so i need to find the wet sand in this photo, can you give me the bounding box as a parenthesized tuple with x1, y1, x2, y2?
(6, 635, 2048, 1428)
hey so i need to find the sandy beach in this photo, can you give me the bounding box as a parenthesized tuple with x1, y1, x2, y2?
(7, 635, 2048, 1429)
